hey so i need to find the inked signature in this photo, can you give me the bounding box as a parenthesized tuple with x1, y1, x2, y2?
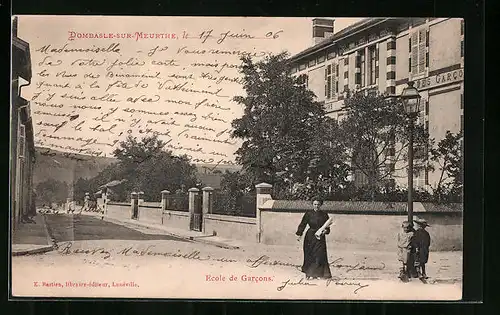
(326, 276, 370, 294)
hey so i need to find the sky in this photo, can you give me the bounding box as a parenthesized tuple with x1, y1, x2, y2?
(16, 16, 363, 164)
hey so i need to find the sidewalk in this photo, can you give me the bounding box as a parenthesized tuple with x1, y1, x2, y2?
(101, 215, 243, 249)
(12, 214, 55, 256)
(100, 213, 463, 283)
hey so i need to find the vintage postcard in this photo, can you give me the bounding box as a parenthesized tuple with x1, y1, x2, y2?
(10, 16, 464, 300)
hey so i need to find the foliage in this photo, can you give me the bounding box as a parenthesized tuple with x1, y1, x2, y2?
(231, 52, 349, 197)
(339, 91, 432, 200)
(429, 131, 463, 202)
(35, 179, 69, 206)
(74, 135, 197, 202)
(214, 171, 255, 216)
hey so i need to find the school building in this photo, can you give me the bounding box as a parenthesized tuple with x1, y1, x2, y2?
(289, 18, 464, 191)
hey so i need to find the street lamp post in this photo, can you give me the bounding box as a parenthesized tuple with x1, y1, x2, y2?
(400, 81, 421, 227)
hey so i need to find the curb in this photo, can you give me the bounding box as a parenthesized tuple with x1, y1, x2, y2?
(12, 214, 57, 256)
(12, 245, 55, 256)
(102, 216, 240, 250)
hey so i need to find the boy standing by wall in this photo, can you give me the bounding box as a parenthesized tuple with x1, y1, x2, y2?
(397, 221, 415, 282)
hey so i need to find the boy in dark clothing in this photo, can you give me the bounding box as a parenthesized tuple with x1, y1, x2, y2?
(414, 217, 431, 281)
(397, 221, 415, 282)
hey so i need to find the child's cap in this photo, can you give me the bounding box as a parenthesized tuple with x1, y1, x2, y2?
(415, 217, 430, 227)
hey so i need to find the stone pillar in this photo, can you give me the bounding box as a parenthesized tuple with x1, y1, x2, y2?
(101, 188, 107, 215)
(161, 190, 170, 211)
(138, 191, 145, 205)
(130, 191, 138, 219)
(202, 187, 214, 233)
(66, 197, 72, 213)
(188, 188, 200, 230)
(255, 183, 273, 243)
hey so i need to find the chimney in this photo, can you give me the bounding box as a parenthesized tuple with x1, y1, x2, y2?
(312, 18, 335, 45)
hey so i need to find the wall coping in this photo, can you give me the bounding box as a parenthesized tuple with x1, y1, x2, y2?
(107, 201, 130, 206)
(163, 210, 190, 217)
(205, 213, 256, 224)
(259, 200, 462, 214)
(140, 204, 162, 209)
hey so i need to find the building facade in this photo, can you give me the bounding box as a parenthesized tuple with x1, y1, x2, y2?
(11, 17, 35, 231)
(289, 18, 464, 191)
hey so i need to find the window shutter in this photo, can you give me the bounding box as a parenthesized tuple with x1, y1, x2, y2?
(411, 32, 419, 75)
(332, 62, 337, 97)
(418, 29, 427, 73)
(324, 68, 328, 96)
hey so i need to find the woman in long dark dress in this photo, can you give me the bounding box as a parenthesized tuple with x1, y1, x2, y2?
(296, 198, 332, 279)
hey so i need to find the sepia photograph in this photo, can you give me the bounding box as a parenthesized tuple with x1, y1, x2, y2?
(10, 16, 464, 300)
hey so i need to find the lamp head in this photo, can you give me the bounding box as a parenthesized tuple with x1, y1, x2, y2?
(400, 81, 422, 115)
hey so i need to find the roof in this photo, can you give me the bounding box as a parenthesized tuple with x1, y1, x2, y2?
(289, 18, 390, 63)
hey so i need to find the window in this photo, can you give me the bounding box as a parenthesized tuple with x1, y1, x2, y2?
(344, 58, 349, 66)
(385, 147, 396, 157)
(290, 67, 297, 74)
(298, 74, 308, 88)
(327, 51, 336, 60)
(409, 57, 412, 72)
(414, 145, 428, 160)
(410, 27, 428, 75)
(460, 94, 464, 109)
(461, 20, 464, 35)
(425, 100, 429, 114)
(308, 59, 316, 67)
(325, 65, 332, 99)
(460, 114, 464, 133)
(368, 46, 377, 85)
(461, 40, 464, 57)
(359, 50, 366, 87)
(386, 163, 395, 173)
(344, 71, 348, 79)
(19, 124, 26, 158)
(415, 167, 426, 190)
(425, 120, 429, 132)
(317, 55, 326, 64)
(426, 51, 429, 67)
(325, 63, 337, 99)
(299, 63, 307, 71)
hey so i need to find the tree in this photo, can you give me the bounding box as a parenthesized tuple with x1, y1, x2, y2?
(231, 52, 349, 197)
(35, 179, 68, 206)
(215, 171, 255, 215)
(429, 131, 463, 202)
(339, 91, 431, 200)
(85, 135, 199, 201)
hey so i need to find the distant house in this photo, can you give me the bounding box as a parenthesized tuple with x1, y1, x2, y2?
(11, 17, 35, 231)
(195, 164, 242, 189)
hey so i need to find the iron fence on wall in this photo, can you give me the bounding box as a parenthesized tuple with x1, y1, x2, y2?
(212, 191, 257, 218)
(166, 195, 189, 212)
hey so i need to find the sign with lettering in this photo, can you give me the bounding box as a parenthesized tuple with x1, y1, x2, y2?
(413, 67, 464, 90)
